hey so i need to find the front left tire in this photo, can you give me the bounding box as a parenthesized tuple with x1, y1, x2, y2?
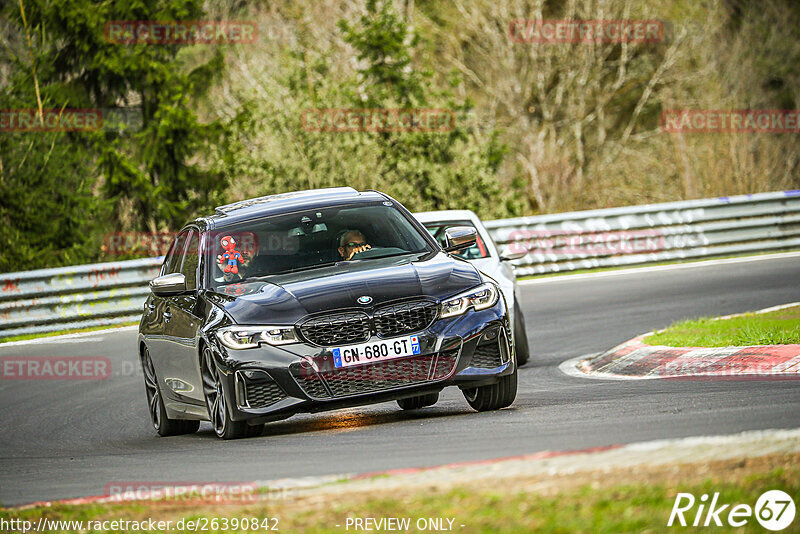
(142, 347, 199, 437)
(462, 365, 518, 412)
(201, 346, 264, 439)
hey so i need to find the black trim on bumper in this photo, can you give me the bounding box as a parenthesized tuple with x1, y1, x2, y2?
(208, 299, 513, 422)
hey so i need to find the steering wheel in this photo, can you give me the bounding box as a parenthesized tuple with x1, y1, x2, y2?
(350, 246, 408, 259)
(349, 246, 384, 259)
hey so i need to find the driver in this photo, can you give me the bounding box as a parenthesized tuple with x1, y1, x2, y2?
(338, 230, 372, 260)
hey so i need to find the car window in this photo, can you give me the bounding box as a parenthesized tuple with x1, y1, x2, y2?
(162, 230, 189, 275)
(181, 230, 200, 290)
(423, 221, 489, 259)
(204, 201, 434, 289)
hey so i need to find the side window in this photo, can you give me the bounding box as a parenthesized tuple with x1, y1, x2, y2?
(181, 231, 200, 290)
(163, 231, 189, 275)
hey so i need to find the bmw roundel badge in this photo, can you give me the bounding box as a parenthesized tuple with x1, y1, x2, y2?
(357, 295, 373, 305)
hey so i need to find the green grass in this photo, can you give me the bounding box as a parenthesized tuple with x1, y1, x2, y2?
(286, 479, 790, 533)
(0, 321, 139, 344)
(2, 457, 796, 533)
(645, 305, 800, 347)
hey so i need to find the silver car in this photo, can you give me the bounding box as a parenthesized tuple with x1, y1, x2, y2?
(415, 210, 530, 365)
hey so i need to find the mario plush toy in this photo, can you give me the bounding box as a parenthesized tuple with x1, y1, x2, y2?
(219, 235, 243, 274)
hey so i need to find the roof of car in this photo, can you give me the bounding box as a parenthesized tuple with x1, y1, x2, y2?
(413, 209, 481, 223)
(202, 187, 389, 227)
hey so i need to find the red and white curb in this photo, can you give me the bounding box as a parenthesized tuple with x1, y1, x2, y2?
(14, 429, 800, 510)
(560, 303, 800, 381)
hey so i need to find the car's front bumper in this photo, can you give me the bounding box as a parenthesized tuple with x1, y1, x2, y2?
(206, 299, 513, 424)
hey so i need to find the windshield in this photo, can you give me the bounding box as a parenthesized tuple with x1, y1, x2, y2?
(423, 221, 490, 259)
(204, 201, 433, 290)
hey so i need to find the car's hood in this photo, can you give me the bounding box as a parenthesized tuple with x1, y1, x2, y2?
(213, 252, 482, 325)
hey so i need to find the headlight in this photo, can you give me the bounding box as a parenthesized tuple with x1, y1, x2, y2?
(216, 325, 298, 350)
(440, 283, 499, 319)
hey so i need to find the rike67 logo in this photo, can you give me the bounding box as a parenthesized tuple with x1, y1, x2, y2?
(668, 490, 795, 530)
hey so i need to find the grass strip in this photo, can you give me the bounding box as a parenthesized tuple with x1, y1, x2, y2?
(645, 305, 800, 347)
(0, 322, 139, 344)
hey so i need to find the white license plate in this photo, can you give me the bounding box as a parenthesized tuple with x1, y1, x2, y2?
(332, 335, 421, 369)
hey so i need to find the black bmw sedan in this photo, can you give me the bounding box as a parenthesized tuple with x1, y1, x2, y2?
(138, 187, 518, 439)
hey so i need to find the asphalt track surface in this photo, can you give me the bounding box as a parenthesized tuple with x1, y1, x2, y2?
(1, 254, 799, 506)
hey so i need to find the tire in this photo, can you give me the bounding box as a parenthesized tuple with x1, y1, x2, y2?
(514, 301, 530, 366)
(462, 365, 518, 412)
(201, 346, 264, 440)
(244, 423, 265, 438)
(397, 392, 439, 410)
(142, 347, 200, 437)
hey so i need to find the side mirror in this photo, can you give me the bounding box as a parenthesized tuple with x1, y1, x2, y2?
(149, 273, 187, 296)
(499, 247, 527, 262)
(444, 226, 477, 252)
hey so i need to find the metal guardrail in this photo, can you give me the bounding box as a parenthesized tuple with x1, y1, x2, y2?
(485, 190, 800, 276)
(1, 190, 798, 339)
(0, 258, 161, 338)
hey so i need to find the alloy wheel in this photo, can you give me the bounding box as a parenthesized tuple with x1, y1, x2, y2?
(142, 349, 162, 430)
(202, 347, 226, 436)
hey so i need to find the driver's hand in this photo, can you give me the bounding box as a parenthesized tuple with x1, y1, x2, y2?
(346, 244, 371, 260)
